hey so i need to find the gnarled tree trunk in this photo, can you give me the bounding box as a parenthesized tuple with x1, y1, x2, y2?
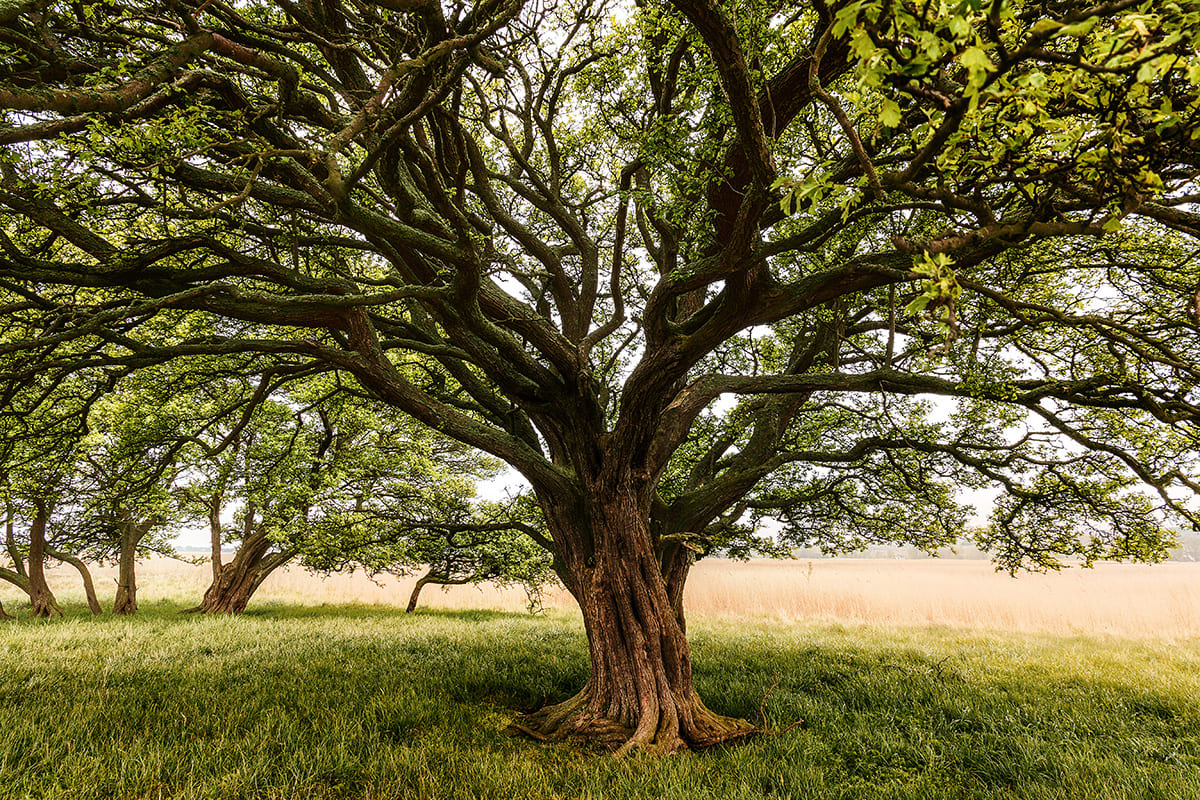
(511, 478, 752, 754)
(0, 599, 12, 620)
(46, 548, 102, 615)
(113, 518, 154, 615)
(187, 530, 294, 614)
(27, 500, 62, 618)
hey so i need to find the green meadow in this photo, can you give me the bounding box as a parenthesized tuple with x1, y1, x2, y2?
(1, 603, 1198, 799)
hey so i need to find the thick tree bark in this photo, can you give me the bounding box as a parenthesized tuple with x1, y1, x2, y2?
(187, 530, 294, 614)
(0, 599, 12, 620)
(27, 500, 62, 618)
(45, 548, 102, 615)
(510, 480, 753, 754)
(113, 519, 153, 615)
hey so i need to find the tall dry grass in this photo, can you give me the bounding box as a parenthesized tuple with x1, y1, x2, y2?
(6, 555, 1200, 638)
(681, 558, 1200, 637)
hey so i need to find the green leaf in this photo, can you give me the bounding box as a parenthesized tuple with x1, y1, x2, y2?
(1060, 18, 1098, 37)
(879, 98, 902, 128)
(1030, 19, 1063, 36)
(849, 28, 877, 60)
(960, 46, 995, 90)
(1187, 60, 1200, 85)
(904, 294, 932, 315)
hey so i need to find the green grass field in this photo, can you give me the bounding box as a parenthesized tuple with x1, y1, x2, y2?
(1, 602, 1198, 799)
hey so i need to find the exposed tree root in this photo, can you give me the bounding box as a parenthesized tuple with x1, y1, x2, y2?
(508, 690, 756, 755)
(30, 592, 63, 618)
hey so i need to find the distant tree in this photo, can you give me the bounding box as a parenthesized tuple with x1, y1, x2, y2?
(300, 492, 555, 613)
(3, 0, 1200, 752)
(0, 369, 116, 616)
(57, 371, 193, 614)
(3, 463, 106, 617)
(181, 391, 356, 615)
(396, 501, 554, 614)
(1, 496, 61, 617)
(183, 376, 513, 614)
(175, 385, 317, 614)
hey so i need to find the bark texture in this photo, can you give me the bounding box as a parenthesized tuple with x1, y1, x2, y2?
(510, 481, 753, 754)
(113, 518, 154, 615)
(27, 500, 62, 618)
(189, 531, 293, 614)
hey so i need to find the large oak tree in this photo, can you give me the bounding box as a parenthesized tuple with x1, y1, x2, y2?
(3, 0, 1200, 751)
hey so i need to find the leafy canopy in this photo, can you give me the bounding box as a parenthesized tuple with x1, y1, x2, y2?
(0, 0, 1198, 574)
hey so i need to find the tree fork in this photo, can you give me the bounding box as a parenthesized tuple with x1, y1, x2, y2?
(187, 532, 293, 614)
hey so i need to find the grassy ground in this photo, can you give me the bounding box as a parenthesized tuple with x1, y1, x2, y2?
(1, 602, 1198, 799)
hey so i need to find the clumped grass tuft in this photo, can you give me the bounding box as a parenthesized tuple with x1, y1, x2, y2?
(1, 603, 1197, 799)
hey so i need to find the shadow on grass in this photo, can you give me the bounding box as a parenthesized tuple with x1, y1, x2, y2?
(2, 603, 1197, 798)
(0, 599, 541, 624)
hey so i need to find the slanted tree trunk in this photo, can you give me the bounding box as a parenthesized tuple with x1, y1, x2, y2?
(187, 529, 294, 614)
(0, 566, 31, 594)
(405, 569, 471, 613)
(46, 548, 102, 615)
(27, 500, 62, 618)
(510, 477, 753, 754)
(0, 565, 30, 621)
(113, 518, 154, 615)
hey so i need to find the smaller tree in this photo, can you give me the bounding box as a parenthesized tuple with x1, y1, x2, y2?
(182, 395, 323, 615)
(185, 377, 527, 614)
(399, 505, 555, 614)
(303, 494, 555, 613)
(0, 369, 113, 617)
(58, 374, 188, 615)
(279, 383, 555, 612)
(0, 494, 61, 617)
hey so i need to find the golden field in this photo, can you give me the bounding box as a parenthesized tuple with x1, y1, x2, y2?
(6, 555, 1200, 638)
